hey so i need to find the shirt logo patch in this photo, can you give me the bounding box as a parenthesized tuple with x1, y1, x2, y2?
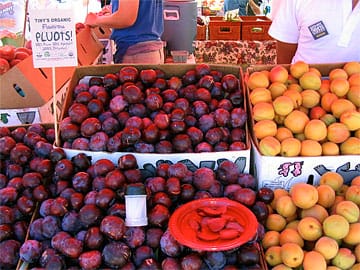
(308, 21, 329, 40)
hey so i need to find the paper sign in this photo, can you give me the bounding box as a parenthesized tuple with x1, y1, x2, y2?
(28, 8, 77, 68)
(0, 0, 26, 34)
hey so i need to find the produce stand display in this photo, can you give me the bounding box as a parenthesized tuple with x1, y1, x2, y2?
(1, 5, 360, 269)
(0, 59, 358, 269)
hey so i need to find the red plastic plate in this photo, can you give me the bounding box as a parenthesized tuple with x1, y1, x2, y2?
(169, 198, 258, 251)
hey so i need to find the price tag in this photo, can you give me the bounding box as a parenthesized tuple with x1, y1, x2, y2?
(28, 8, 77, 68)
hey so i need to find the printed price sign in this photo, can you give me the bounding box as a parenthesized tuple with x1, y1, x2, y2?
(28, 8, 77, 68)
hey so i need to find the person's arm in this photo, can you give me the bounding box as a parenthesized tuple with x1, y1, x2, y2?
(248, 0, 261, 15)
(85, 0, 139, 29)
(275, 40, 298, 64)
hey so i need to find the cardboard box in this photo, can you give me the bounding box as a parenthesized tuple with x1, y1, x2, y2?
(0, 28, 102, 110)
(208, 16, 241, 40)
(63, 147, 250, 175)
(0, 56, 73, 109)
(0, 52, 72, 126)
(0, 107, 41, 126)
(38, 80, 69, 124)
(92, 26, 112, 39)
(252, 140, 359, 190)
(240, 16, 272, 41)
(76, 27, 104, 66)
(0, 79, 69, 127)
(196, 24, 207, 40)
(59, 64, 251, 173)
(246, 63, 360, 190)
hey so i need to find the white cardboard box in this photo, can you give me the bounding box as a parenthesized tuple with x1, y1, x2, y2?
(252, 140, 360, 190)
(58, 63, 251, 174)
(0, 107, 42, 126)
(246, 63, 360, 190)
(63, 148, 250, 174)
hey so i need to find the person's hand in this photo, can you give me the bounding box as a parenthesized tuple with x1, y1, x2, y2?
(98, 5, 111, 16)
(84, 12, 99, 27)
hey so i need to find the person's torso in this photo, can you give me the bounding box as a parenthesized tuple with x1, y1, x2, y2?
(294, 0, 360, 63)
(110, 0, 164, 46)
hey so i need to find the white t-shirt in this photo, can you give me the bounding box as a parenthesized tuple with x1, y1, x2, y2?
(268, 0, 360, 64)
(267, 0, 280, 20)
